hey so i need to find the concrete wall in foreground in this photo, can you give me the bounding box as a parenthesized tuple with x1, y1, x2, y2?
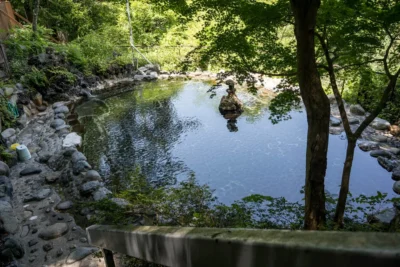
(87, 225, 400, 267)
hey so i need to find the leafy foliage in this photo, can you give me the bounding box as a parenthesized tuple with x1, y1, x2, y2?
(91, 169, 399, 232)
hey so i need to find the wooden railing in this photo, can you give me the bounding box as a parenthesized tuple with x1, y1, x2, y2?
(87, 225, 400, 267)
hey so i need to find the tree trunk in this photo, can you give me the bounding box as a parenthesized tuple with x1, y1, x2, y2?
(290, 0, 330, 230)
(334, 139, 356, 226)
(32, 0, 40, 33)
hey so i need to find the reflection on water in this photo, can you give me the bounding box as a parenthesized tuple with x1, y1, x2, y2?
(77, 81, 394, 204)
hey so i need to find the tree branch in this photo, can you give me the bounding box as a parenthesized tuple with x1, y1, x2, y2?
(335, 59, 384, 71)
(354, 73, 400, 138)
(383, 27, 395, 78)
(315, 32, 353, 138)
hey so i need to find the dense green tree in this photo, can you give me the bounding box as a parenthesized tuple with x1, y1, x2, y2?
(315, 0, 400, 226)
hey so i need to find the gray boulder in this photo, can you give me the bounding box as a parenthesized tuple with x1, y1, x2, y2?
(85, 170, 102, 181)
(350, 104, 365, 116)
(4, 87, 14, 97)
(377, 157, 397, 172)
(1, 238, 24, 259)
(111, 198, 130, 208)
(370, 150, 393, 159)
(370, 135, 388, 143)
(348, 117, 360, 125)
(0, 161, 10, 177)
(54, 105, 69, 114)
(20, 167, 42, 176)
(358, 141, 379, 152)
(71, 151, 87, 163)
(393, 167, 400, 181)
(329, 127, 343, 135)
(55, 113, 66, 119)
(23, 188, 51, 203)
(38, 152, 52, 163)
(388, 148, 400, 155)
(73, 160, 92, 175)
(330, 116, 342, 127)
(50, 119, 65, 129)
(0, 176, 13, 201)
(371, 208, 396, 224)
(66, 247, 99, 264)
(371, 118, 391, 131)
(80, 181, 101, 195)
(1, 128, 16, 139)
(0, 201, 18, 234)
(63, 147, 77, 157)
(133, 75, 145, 81)
(43, 172, 60, 183)
(56, 200, 73, 210)
(393, 181, 400, 195)
(93, 187, 112, 201)
(39, 223, 69, 240)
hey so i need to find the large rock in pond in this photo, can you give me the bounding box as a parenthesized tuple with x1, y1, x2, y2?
(350, 104, 366, 116)
(393, 167, 400, 181)
(393, 181, 400, 195)
(377, 156, 397, 172)
(330, 116, 342, 126)
(358, 141, 379, 152)
(370, 150, 393, 159)
(371, 118, 391, 131)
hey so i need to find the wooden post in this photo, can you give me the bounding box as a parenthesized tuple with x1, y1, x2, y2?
(102, 249, 116, 267)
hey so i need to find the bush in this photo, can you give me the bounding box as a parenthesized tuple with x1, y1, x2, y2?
(22, 67, 49, 90)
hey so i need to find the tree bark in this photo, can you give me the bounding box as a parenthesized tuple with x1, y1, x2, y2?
(334, 139, 356, 226)
(32, 0, 40, 33)
(290, 0, 330, 230)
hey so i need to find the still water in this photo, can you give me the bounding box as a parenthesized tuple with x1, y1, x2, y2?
(77, 81, 394, 204)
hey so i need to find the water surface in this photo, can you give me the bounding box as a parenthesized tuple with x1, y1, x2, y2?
(77, 81, 394, 204)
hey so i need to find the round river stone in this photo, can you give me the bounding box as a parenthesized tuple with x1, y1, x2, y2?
(38, 223, 69, 240)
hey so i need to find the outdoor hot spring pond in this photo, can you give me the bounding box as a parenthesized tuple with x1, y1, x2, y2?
(76, 81, 395, 204)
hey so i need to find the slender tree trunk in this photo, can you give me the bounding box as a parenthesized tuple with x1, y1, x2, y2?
(334, 139, 356, 226)
(290, 0, 330, 230)
(32, 0, 40, 33)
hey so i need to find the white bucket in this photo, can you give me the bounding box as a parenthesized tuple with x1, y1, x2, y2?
(16, 145, 31, 161)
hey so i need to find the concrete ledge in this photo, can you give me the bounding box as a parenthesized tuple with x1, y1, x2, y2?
(87, 225, 400, 267)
